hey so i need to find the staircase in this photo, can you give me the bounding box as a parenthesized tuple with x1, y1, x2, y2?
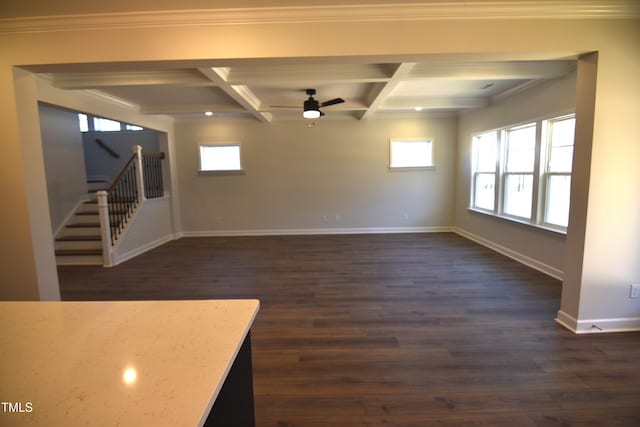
(54, 146, 166, 267)
(55, 199, 103, 265)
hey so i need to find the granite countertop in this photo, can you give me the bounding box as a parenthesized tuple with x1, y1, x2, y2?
(0, 299, 259, 426)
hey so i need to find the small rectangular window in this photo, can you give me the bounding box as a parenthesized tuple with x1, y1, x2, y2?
(390, 139, 433, 169)
(199, 144, 242, 172)
(78, 114, 89, 132)
(125, 124, 144, 131)
(93, 117, 122, 132)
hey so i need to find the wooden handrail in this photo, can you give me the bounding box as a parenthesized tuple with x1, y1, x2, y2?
(108, 153, 137, 193)
(142, 151, 165, 159)
(94, 138, 120, 159)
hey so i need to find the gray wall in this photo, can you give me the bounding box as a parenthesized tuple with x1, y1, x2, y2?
(176, 116, 457, 233)
(83, 130, 159, 183)
(39, 104, 88, 234)
(455, 71, 577, 276)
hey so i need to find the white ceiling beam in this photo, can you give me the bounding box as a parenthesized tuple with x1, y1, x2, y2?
(198, 67, 272, 123)
(52, 70, 215, 89)
(409, 60, 575, 80)
(382, 97, 488, 110)
(227, 64, 392, 85)
(360, 63, 416, 120)
(139, 104, 246, 115)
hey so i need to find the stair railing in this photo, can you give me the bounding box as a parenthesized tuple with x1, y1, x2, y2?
(96, 145, 165, 267)
(142, 151, 165, 199)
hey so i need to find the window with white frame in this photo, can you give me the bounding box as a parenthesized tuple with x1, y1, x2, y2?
(199, 144, 242, 172)
(502, 123, 536, 219)
(542, 115, 575, 227)
(470, 113, 575, 232)
(471, 131, 498, 211)
(389, 139, 434, 169)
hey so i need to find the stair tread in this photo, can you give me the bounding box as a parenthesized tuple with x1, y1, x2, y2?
(76, 212, 99, 216)
(55, 249, 102, 256)
(56, 235, 102, 241)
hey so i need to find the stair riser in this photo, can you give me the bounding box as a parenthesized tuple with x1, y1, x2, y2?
(56, 255, 103, 266)
(60, 227, 102, 237)
(72, 215, 100, 224)
(87, 183, 109, 192)
(55, 240, 102, 250)
(79, 204, 99, 214)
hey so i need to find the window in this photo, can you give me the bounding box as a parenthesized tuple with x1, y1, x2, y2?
(199, 144, 242, 172)
(77, 113, 145, 132)
(502, 123, 536, 219)
(78, 113, 89, 132)
(471, 132, 497, 211)
(390, 139, 434, 169)
(93, 117, 121, 132)
(542, 115, 575, 227)
(470, 113, 575, 232)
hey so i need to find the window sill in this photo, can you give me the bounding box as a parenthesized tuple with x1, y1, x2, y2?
(198, 170, 245, 176)
(389, 165, 435, 172)
(467, 207, 566, 236)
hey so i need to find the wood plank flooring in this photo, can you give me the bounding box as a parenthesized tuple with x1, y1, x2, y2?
(58, 233, 640, 427)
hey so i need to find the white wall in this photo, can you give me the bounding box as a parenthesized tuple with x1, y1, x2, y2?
(455, 72, 577, 278)
(176, 116, 456, 234)
(39, 104, 88, 234)
(114, 196, 174, 264)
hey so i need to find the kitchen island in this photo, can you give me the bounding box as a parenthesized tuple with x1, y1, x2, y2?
(0, 299, 259, 426)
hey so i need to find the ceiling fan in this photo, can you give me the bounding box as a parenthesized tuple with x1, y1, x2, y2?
(272, 89, 345, 119)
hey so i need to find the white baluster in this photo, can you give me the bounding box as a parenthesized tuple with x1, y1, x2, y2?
(97, 191, 114, 267)
(133, 145, 145, 203)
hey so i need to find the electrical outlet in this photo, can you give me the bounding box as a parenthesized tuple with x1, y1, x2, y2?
(631, 284, 640, 299)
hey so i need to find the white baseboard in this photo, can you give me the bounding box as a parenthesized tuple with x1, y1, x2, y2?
(113, 234, 176, 267)
(181, 226, 453, 238)
(556, 310, 640, 333)
(453, 227, 563, 280)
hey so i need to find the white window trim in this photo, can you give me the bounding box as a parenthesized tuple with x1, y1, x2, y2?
(389, 138, 435, 170)
(198, 143, 245, 175)
(469, 111, 575, 235)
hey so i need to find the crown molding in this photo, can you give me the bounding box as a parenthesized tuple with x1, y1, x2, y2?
(1, 1, 638, 34)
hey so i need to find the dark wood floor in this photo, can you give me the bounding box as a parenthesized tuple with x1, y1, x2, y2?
(58, 233, 640, 427)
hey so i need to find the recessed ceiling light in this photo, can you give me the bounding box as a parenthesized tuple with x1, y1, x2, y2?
(415, 106, 423, 112)
(205, 111, 213, 116)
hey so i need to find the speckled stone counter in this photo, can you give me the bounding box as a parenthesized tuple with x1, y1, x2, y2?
(0, 299, 259, 426)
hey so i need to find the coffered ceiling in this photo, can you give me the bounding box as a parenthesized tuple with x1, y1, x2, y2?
(39, 57, 575, 122)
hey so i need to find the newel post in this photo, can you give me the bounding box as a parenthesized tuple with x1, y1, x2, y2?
(133, 145, 145, 204)
(97, 191, 114, 267)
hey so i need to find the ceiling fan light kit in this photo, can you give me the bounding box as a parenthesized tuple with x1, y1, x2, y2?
(302, 88, 344, 119)
(303, 108, 321, 119)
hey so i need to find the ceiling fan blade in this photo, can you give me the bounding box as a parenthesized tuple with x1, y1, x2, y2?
(320, 98, 345, 107)
(319, 110, 325, 117)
